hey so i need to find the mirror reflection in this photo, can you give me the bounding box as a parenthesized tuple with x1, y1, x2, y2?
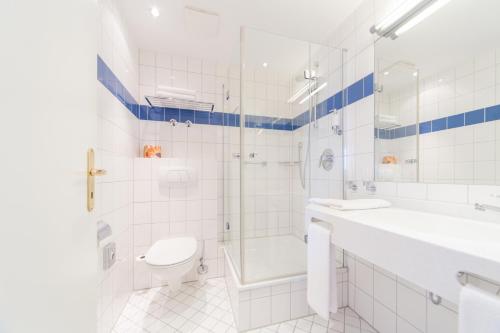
(374, 0, 500, 184)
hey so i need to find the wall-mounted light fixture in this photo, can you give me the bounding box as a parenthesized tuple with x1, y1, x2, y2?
(370, 0, 451, 39)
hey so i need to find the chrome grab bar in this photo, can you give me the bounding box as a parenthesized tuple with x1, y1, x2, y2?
(244, 161, 267, 166)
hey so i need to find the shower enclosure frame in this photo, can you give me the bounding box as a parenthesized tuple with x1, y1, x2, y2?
(226, 26, 345, 285)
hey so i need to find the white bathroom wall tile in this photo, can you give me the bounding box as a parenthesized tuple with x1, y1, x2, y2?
(169, 200, 187, 222)
(396, 317, 422, 333)
(134, 180, 151, 202)
(133, 224, 151, 247)
(375, 182, 397, 196)
(468, 185, 500, 205)
(139, 50, 155, 66)
(156, 67, 172, 87)
(139, 65, 155, 86)
(188, 57, 202, 74)
(188, 72, 202, 93)
(474, 122, 496, 142)
(250, 297, 272, 328)
(397, 183, 427, 200)
(271, 283, 291, 295)
(133, 158, 151, 180)
(427, 301, 458, 333)
(373, 301, 396, 333)
(291, 279, 307, 292)
(290, 290, 309, 318)
(238, 300, 250, 331)
(373, 270, 396, 312)
(354, 288, 373, 325)
(151, 201, 169, 223)
(355, 260, 374, 296)
(271, 293, 291, 323)
(156, 53, 172, 69)
(202, 219, 218, 239)
(133, 202, 151, 225)
(427, 183, 468, 203)
(202, 200, 218, 220)
(396, 283, 427, 332)
(172, 55, 187, 71)
(171, 70, 188, 89)
(250, 287, 271, 299)
(151, 223, 170, 243)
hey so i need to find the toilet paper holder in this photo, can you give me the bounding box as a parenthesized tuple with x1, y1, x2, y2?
(97, 221, 116, 270)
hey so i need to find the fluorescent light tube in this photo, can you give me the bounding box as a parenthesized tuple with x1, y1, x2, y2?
(298, 82, 327, 105)
(287, 82, 312, 104)
(395, 0, 451, 36)
(375, 0, 425, 31)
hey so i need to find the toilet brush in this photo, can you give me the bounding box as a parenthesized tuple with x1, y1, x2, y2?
(197, 257, 208, 285)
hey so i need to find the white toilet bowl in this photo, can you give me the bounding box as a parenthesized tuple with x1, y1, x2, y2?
(137, 237, 198, 292)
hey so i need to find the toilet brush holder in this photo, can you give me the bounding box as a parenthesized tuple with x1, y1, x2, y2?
(197, 258, 208, 285)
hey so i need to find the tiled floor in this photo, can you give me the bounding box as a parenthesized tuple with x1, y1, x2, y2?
(112, 278, 374, 333)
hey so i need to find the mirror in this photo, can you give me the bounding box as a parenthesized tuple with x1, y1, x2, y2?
(374, 0, 500, 184)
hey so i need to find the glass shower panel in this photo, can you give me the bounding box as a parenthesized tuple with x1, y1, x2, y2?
(293, 44, 346, 270)
(240, 28, 311, 284)
(239, 28, 344, 284)
(223, 84, 242, 278)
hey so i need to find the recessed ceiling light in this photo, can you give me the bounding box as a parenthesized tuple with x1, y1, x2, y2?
(262, 62, 268, 68)
(151, 6, 160, 17)
(383, 71, 390, 76)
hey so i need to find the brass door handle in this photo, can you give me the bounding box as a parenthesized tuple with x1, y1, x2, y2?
(89, 168, 107, 176)
(87, 149, 107, 212)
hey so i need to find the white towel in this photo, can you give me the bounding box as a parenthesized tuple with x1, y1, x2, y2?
(458, 285, 500, 333)
(307, 223, 337, 320)
(309, 198, 391, 210)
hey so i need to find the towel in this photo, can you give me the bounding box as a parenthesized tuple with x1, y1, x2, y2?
(307, 223, 337, 320)
(309, 198, 391, 210)
(458, 285, 500, 333)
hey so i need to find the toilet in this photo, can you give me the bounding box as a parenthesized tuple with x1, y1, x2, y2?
(137, 237, 198, 292)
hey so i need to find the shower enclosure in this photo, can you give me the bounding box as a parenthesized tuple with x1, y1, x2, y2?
(224, 27, 345, 285)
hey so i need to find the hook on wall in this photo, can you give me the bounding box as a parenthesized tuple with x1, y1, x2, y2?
(169, 119, 177, 127)
(185, 120, 193, 127)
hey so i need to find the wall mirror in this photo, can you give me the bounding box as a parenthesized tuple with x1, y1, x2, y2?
(374, 0, 500, 184)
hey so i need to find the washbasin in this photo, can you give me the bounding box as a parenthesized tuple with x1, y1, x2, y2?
(305, 204, 500, 304)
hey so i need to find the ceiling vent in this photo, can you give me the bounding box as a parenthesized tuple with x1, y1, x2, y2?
(184, 6, 220, 39)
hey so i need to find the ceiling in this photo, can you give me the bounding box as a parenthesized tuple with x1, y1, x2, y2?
(116, 0, 363, 65)
(376, 0, 500, 81)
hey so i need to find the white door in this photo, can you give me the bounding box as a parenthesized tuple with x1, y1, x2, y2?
(0, 0, 98, 332)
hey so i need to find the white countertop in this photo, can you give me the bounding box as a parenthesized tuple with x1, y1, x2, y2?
(305, 204, 500, 304)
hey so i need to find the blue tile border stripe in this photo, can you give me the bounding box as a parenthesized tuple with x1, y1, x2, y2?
(377, 103, 500, 140)
(98, 55, 139, 118)
(98, 55, 376, 132)
(99, 57, 499, 137)
(98, 55, 375, 131)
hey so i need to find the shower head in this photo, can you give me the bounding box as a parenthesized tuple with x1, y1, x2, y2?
(304, 69, 318, 80)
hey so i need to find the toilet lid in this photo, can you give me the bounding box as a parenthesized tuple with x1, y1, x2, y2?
(145, 237, 197, 266)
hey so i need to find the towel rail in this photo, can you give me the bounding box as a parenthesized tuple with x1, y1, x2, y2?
(457, 271, 500, 295)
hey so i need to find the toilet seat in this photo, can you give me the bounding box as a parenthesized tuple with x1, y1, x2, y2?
(145, 237, 197, 267)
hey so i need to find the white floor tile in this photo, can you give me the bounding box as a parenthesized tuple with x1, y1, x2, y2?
(113, 278, 374, 333)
